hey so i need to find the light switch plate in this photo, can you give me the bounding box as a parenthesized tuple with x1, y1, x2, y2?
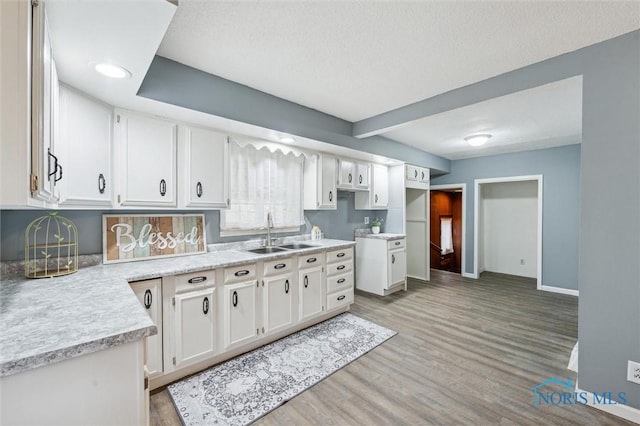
(364, 217, 369, 225)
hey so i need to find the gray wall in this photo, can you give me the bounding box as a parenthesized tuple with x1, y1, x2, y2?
(577, 31, 639, 409)
(432, 144, 581, 290)
(138, 56, 451, 174)
(0, 192, 376, 262)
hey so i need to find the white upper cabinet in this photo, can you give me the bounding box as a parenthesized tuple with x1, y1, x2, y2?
(30, 2, 60, 204)
(355, 162, 370, 190)
(337, 158, 355, 190)
(115, 110, 177, 207)
(57, 85, 113, 207)
(355, 163, 388, 210)
(337, 159, 370, 191)
(304, 153, 337, 210)
(405, 164, 430, 189)
(180, 126, 229, 209)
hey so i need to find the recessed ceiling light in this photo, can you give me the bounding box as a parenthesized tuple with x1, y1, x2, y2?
(93, 62, 131, 79)
(464, 134, 492, 147)
(280, 136, 295, 143)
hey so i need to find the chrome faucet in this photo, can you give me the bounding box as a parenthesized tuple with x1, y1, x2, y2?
(266, 212, 275, 246)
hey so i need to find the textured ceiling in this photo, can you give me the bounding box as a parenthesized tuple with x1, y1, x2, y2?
(158, 1, 639, 122)
(384, 76, 583, 160)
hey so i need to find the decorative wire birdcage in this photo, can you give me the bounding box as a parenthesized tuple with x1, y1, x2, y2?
(24, 212, 78, 278)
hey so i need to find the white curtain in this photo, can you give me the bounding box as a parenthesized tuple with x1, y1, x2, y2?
(441, 217, 454, 254)
(221, 142, 304, 232)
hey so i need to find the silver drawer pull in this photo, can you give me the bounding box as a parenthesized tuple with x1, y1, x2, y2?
(395, 241, 401, 246)
(337, 265, 346, 270)
(274, 263, 286, 270)
(235, 270, 250, 277)
(337, 295, 346, 301)
(306, 257, 317, 263)
(337, 278, 346, 284)
(188, 276, 207, 284)
(336, 252, 346, 258)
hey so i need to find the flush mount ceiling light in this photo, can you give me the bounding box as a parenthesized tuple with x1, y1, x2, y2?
(93, 62, 131, 79)
(279, 136, 295, 143)
(464, 134, 492, 147)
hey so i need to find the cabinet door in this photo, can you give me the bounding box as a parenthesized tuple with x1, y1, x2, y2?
(389, 249, 407, 287)
(58, 86, 112, 206)
(320, 155, 337, 208)
(337, 159, 355, 190)
(30, 4, 59, 203)
(174, 287, 216, 368)
(419, 167, 430, 184)
(406, 165, 419, 181)
(116, 111, 177, 207)
(355, 162, 370, 190)
(263, 274, 293, 335)
(223, 281, 257, 350)
(183, 127, 229, 208)
(299, 267, 324, 322)
(130, 279, 163, 379)
(372, 164, 389, 208)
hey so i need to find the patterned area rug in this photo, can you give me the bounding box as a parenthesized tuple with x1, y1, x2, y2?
(168, 313, 396, 425)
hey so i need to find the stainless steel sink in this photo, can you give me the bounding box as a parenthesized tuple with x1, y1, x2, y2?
(278, 243, 317, 250)
(246, 246, 289, 254)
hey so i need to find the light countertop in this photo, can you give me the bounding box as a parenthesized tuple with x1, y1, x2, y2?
(0, 239, 354, 377)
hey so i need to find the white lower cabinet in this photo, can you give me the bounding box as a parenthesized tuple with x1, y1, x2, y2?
(174, 287, 216, 368)
(262, 257, 295, 335)
(299, 266, 324, 322)
(355, 237, 407, 296)
(325, 247, 354, 312)
(130, 279, 163, 379)
(263, 275, 294, 334)
(154, 245, 355, 389)
(223, 280, 258, 350)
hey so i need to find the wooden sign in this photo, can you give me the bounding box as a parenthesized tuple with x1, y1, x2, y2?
(103, 214, 206, 264)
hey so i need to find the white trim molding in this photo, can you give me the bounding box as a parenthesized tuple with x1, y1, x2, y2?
(575, 383, 640, 424)
(430, 183, 467, 277)
(473, 175, 543, 287)
(540, 285, 579, 297)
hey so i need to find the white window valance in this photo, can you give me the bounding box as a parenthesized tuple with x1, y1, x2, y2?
(221, 141, 304, 233)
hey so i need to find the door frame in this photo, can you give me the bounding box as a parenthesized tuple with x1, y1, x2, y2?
(430, 183, 468, 277)
(473, 175, 543, 289)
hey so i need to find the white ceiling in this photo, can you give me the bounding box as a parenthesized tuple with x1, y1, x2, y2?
(47, 0, 639, 162)
(384, 76, 583, 160)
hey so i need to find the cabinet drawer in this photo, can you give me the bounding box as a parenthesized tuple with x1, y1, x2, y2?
(224, 264, 257, 284)
(326, 260, 353, 276)
(327, 288, 354, 311)
(326, 247, 353, 264)
(263, 258, 293, 277)
(298, 253, 323, 269)
(174, 270, 215, 294)
(388, 239, 406, 250)
(327, 272, 353, 294)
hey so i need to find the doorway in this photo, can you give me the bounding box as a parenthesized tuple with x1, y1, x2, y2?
(430, 187, 464, 274)
(474, 175, 543, 288)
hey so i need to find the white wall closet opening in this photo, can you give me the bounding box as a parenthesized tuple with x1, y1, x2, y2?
(473, 175, 543, 289)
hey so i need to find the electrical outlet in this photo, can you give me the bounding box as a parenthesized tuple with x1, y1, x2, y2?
(628, 360, 640, 385)
(364, 217, 369, 225)
(520, 258, 525, 265)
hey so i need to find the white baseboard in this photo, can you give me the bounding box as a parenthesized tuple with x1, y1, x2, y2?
(462, 272, 477, 279)
(539, 285, 579, 297)
(575, 384, 640, 424)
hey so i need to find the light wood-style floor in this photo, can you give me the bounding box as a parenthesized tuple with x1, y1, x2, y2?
(150, 270, 632, 425)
